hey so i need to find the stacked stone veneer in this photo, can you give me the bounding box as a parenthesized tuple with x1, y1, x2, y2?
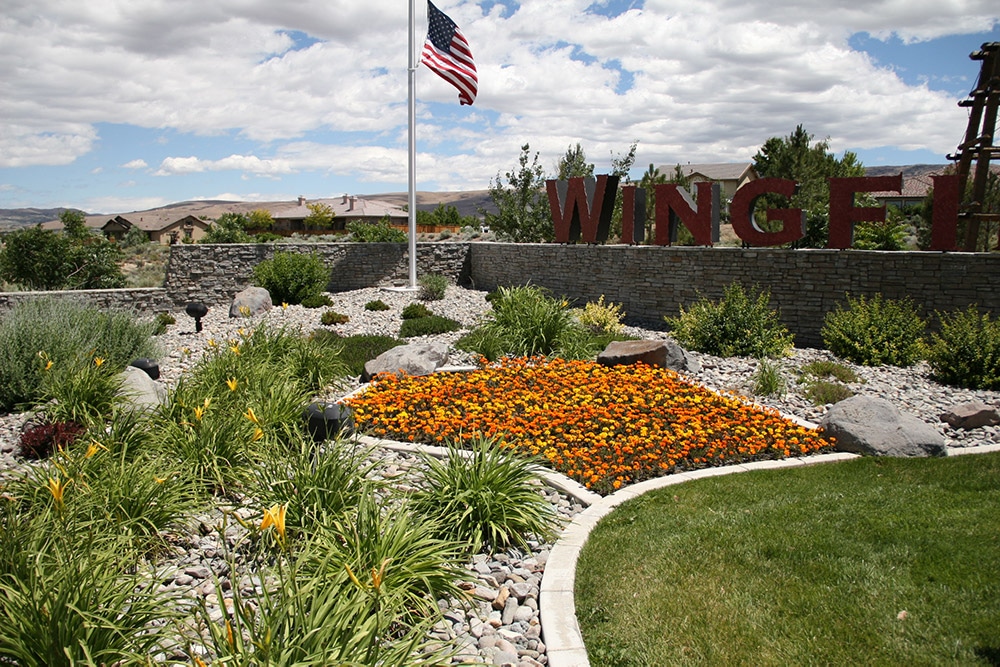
(2, 242, 998, 350)
(0, 288, 173, 314)
(468, 244, 1000, 348)
(164, 242, 472, 306)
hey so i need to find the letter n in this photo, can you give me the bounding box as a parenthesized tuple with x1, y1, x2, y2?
(652, 182, 719, 246)
(547, 175, 620, 243)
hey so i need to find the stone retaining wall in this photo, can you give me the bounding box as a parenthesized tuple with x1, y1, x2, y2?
(2, 243, 997, 350)
(469, 244, 1000, 348)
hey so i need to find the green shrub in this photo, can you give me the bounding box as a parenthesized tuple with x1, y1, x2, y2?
(664, 283, 793, 358)
(252, 251, 329, 305)
(301, 293, 333, 309)
(0, 226, 126, 290)
(926, 305, 1000, 389)
(573, 295, 625, 336)
(803, 380, 854, 406)
(399, 315, 461, 338)
(402, 302, 433, 320)
(346, 218, 408, 243)
(752, 358, 786, 397)
(321, 309, 350, 326)
(409, 436, 558, 554)
(0, 299, 158, 412)
(821, 294, 925, 366)
(364, 300, 391, 311)
(310, 332, 406, 376)
(418, 273, 449, 301)
(457, 285, 596, 361)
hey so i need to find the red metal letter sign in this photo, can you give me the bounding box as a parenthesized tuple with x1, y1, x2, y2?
(729, 178, 805, 247)
(547, 176, 619, 243)
(929, 174, 960, 251)
(621, 186, 647, 245)
(827, 175, 903, 249)
(652, 182, 720, 246)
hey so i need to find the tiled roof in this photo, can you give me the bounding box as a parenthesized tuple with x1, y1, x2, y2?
(269, 196, 407, 221)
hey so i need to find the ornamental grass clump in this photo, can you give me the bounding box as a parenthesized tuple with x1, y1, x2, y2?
(310, 331, 405, 376)
(349, 357, 833, 494)
(418, 273, 449, 301)
(821, 293, 926, 366)
(409, 436, 558, 554)
(926, 305, 1000, 389)
(457, 285, 596, 361)
(665, 283, 793, 358)
(0, 298, 157, 412)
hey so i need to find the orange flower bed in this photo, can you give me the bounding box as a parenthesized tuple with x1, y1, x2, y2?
(347, 357, 833, 494)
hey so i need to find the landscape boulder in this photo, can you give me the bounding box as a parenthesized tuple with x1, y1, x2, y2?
(229, 286, 272, 318)
(596, 339, 701, 374)
(820, 395, 946, 458)
(939, 400, 1000, 430)
(117, 365, 168, 411)
(362, 342, 451, 382)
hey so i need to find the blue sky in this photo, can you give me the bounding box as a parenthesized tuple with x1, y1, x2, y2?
(0, 0, 997, 213)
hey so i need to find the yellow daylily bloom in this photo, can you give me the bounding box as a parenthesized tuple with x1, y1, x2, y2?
(226, 619, 235, 648)
(193, 406, 205, 421)
(226, 378, 238, 392)
(193, 657, 208, 667)
(207, 338, 217, 348)
(94, 357, 105, 367)
(238, 305, 251, 318)
(47, 477, 71, 512)
(281, 302, 289, 310)
(154, 476, 167, 484)
(251, 427, 264, 442)
(85, 440, 107, 458)
(260, 503, 287, 541)
(203, 397, 212, 409)
(244, 407, 260, 425)
(44, 360, 53, 371)
(229, 345, 241, 356)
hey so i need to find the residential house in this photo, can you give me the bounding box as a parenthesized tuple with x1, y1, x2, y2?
(42, 212, 211, 244)
(664, 163, 759, 202)
(268, 195, 408, 233)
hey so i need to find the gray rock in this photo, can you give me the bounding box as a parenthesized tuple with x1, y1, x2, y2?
(940, 401, 1000, 430)
(597, 339, 700, 373)
(229, 286, 272, 318)
(820, 396, 947, 457)
(117, 365, 168, 411)
(361, 342, 450, 382)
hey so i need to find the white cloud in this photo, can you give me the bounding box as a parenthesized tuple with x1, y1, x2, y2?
(0, 0, 997, 199)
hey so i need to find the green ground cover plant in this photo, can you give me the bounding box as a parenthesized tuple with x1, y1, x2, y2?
(364, 299, 391, 311)
(320, 309, 349, 325)
(822, 293, 926, 366)
(399, 314, 461, 338)
(576, 454, 1000, 666)
(665, 283, 793, 358)
(402, 302, 434, 320)
(309, 331, 406, 376)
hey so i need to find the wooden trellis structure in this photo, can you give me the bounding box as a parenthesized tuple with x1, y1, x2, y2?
(948, 42, 1000, 251)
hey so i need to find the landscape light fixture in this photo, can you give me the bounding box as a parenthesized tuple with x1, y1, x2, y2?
(184, 302, 208, 333)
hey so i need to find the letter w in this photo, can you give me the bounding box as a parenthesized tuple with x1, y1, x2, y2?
(547, 175, 619, 243)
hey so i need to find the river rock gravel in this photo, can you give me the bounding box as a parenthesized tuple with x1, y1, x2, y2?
(1, 285, 999, 665)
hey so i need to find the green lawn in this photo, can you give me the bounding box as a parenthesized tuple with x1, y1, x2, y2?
(576, 453, 1000, 666)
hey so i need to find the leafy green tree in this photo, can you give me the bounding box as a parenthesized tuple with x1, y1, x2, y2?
(60, 210, 91, 241)
(304, 202, 335, 230)
(609, 140, 638, 239)
(556, 143, 595, 180)
(752, 125, 866, 247)
(0, 226, 72, 289)
(638, 163, 668, 230)
(201, 213, 252, 243)
(65, 237, 126, 289)
(247, 209, 275, 230)
(484, 143, 552, 243)
(120, 225, 150, 248)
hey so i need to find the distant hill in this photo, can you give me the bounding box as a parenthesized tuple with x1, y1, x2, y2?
(0, 207, 86, 230)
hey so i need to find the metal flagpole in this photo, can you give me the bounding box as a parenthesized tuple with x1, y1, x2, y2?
(406, 0, 418, 289)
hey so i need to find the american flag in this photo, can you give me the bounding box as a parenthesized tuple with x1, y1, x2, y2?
(421, 1, 478, 105)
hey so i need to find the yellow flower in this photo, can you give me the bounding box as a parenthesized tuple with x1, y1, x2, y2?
(238, 305, 251, 318)
(226, 618, 235, 648)
(281, 302, 288, 310)
(47, 477, 71, 512)
(260, 503, 287, 541)
(85, 440, 107, 458)
(229, 344, 241, 356)
(251, 427, 264, 442)
(207, 338, 217, 348)
(193, 657, 208, 667)
(193, 406, 205, 421)
(203, 397, 212, 409)
(244, 407, 260, 425)
(44, 360, 53, 371)
(226, 378, 238, 392)
(154, 475, 167, 484)
(94, 357, 105, 367)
